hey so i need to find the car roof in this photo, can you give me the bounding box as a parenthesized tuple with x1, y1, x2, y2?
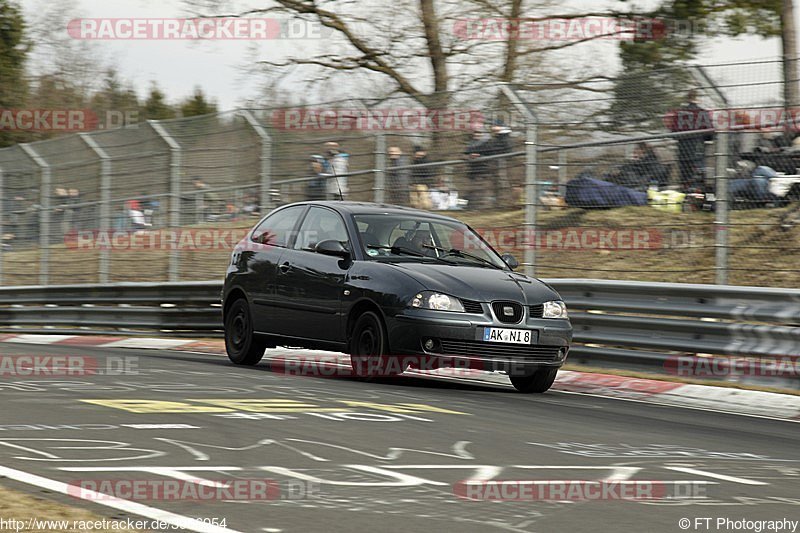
(282, 201, 463, 223)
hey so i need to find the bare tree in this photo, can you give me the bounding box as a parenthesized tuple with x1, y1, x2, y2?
(187, 1, 633, 103)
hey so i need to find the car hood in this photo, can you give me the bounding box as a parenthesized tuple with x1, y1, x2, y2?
(384, 262, 560, 304)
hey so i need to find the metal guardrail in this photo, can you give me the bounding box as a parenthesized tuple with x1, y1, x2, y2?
(0, 282, 222, 336)
(0, 279, 798, 383)
(546, 279, 800, 384)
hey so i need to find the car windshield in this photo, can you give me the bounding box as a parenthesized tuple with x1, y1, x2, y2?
(353, 213, 507, 269)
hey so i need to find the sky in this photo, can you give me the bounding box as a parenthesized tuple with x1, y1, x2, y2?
(17, 0, 788, 111)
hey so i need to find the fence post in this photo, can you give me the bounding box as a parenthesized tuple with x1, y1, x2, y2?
(20, 144, 50, 285)
(500, 84, 539, 277)
(714, 131, 729, 285)
(0, 166, 3, 285)
(524, 121, 539, 277)
(374, 133, 386, 203)
(149, 121, 182, 282)
(240, 110, 273, 212)
(81, 134, 112, 283)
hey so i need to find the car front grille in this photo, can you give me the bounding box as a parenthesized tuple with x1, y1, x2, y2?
(460, 299, 484, 314)
(529, 304, 544, 318)
(491, 301, 523, 324)
(439, 339, 561, 362)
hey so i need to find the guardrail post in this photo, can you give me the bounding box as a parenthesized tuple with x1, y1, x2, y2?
(558, 150, 567, 196)
(714, 131, 729, 285)
(81, 134, 112, 283)
(20, 144, 50, 285)
(149, 121, 182, 282)
(374, 133, 386, 203)
(240, 110, 273, 212)
(500, 84, 539, 277)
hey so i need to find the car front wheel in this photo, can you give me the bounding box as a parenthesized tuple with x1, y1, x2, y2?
(225, 299, 267, 365)
(509, 367, 559, 393)
(349, 311, 403, 378)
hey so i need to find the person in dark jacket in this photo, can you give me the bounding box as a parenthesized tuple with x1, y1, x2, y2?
(669, 90, 714, 192)
(464, 129, 489, 209)
(387, 146, 411, 205)
(614, 142, 670, 191)
(411, 145, 435, 188)
(306, 155, 329, 201)
(482, 120, 513, 205)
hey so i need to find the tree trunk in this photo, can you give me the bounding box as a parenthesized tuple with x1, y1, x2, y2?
(782, 0, 799, 138)
(419, 0, 450, 155)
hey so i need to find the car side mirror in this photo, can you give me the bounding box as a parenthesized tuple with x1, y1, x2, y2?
(501, 253, 519, 270)
(316, 239, 351, 259)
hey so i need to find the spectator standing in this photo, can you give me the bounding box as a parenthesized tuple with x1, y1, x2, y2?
(386, 146, 410, 206)
(411, 145, 436, 188)
(482, 119, 513, 206)
(52, 188, 69, 241)
(669, 90, 714, 192)
(464, 128, 490, 209)
(323, 141, 349, 199)
(125, 198, 149, 230)
(191, 178, 222, 222)
(307, 155, 329, 201)
(67, 188, 81, 231)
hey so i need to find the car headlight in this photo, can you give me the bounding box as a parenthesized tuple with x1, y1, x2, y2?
(543, 300, 568, 319)
(410, 291, 465, 312)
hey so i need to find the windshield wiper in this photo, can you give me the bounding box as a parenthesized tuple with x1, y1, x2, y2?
(422, 244, 503, 269)
(366, 244, 427, 257)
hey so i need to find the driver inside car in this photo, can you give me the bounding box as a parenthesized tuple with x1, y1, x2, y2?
(410, 230, 437, 256)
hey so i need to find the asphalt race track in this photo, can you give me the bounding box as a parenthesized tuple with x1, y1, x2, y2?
(1, 342, 798, 533)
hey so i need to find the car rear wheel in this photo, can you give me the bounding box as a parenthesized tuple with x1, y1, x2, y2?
(225, 299, 267, 365)
(509, 367, 558, 393)
(349, 311, 402, 378)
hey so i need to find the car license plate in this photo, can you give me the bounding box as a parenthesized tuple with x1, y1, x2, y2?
(483, 327, 533, 344)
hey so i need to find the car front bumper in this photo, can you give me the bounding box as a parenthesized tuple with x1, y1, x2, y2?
(386, 309, 572, 376)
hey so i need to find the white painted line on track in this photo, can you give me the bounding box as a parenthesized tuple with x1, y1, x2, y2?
(663, 466, 768, 485)
(0, 464, 242, 533)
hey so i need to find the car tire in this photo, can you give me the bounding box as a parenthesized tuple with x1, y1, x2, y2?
(349, 311, 402, 378)
(225, 298, 267, 365)
(509, 367, 558, 393)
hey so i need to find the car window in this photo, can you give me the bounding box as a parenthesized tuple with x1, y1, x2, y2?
(353, 213, 506, 268)
(389, 222, 434, 249)
(251, 206, 305, 247)
(294, 207, 350, 251)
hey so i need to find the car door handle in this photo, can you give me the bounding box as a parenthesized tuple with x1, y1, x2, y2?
(279, 262, 291, 273)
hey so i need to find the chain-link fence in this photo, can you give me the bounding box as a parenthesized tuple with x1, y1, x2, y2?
(1, 58, 798, 287)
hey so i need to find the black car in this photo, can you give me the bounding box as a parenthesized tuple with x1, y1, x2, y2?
(222, 201, 572, 393)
